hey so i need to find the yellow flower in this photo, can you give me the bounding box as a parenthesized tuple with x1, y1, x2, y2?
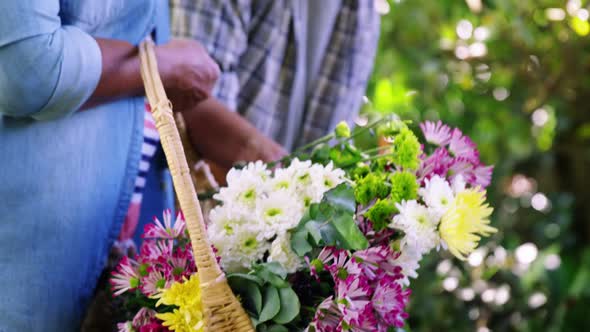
(155, 274, 204, 332)
(156, 274, 201, 308)
(156, 307, 204, 332)
(439, 189, 496, 260)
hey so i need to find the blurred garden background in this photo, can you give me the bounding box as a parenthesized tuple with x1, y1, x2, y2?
(364, 0, 590, 331)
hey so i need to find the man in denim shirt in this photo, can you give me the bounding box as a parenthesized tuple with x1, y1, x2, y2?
(0, 1, 223, 331)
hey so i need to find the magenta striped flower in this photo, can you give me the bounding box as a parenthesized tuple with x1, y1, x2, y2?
(336, 276, 374, 328)
(418, 147, 453, 181)
(472, 164, 494, 188)
(110, 256, 140, 296)
(143, 209, 186, 239)
(140, 239, 174, 261)
(140, 268, 170, 297)
(420, 121, 452, 146)
(132, 307, 157, 328)
(309, 297, 342, 332)
(448, 128, 479, 163)
(372, 273, 411, 328)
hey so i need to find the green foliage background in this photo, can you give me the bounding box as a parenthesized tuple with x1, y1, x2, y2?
(366, 0, 590, 331)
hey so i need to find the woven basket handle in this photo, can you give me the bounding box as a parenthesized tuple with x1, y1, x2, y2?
(139, 38, 254, 331)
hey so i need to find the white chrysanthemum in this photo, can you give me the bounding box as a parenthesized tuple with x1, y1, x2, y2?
(267, 167, 297, 192)
(390, 200, 440, 254)
(214, 161, 270, 206)
(218, 226, 270, 273)
(207, 206, 248, 239)
(226, 160, 270, 185)
(287, 159, 316, 190)
(309, 162, 346, 198)
(419, 175, 455, 216)
(320, 162, 346, 188)
(268, 234, 303, 273)
(292, 161, 346, 207)
(208, 159, 347, 273)
(395, 245, 423, 286)
(214, 179, 262, 208)
(256, 190, 304, 239)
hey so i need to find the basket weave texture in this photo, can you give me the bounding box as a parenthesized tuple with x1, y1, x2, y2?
(139, 39, 254, 332)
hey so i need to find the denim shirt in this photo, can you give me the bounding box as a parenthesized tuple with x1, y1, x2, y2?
(0, 1, 169, 330)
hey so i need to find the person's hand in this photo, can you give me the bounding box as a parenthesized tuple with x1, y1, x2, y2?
(181, 98, 288, 169)
(237, 131, 287, 163)
(156, 38, 220, 111)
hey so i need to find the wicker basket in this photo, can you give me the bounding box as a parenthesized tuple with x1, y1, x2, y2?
(139, 39, 254, 332)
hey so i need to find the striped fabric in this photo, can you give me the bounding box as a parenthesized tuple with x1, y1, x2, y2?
(117, 102, 160, 248)
(170, 0, 380, 149)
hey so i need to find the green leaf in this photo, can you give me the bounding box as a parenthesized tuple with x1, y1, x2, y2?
(290, 229, 313, 256)
(322, 183, 356, 214)
(227, 273, 264, 287)
(304, 220, 324, 243)
(266, 325, 289, 332)
(272, 287, 301, 324)
(256, 262, 288, 279)
(258, 286, 281, 323)
(331, 212, 369, 250)
(228, 277, 262, 316)
(253, 263, 289, 288)
(290, 183, 367, 254)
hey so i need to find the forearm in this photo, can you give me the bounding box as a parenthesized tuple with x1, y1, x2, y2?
(82, 38, 144, 109)
(181, 98, 263, 168)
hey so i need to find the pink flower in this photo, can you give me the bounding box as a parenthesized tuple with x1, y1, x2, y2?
(418, 147, 453, 181)
(350, 247, 389, 280)
(140, 239, 174, 262)
(336, 276, 374, 328)
(420, 121, 452, 146)
(307, 247, 340, 280)
(449, 158, 475, 183)
(372, 274, 410, 328)
(140, 268, 170, 297)
(472, 164, 493, 188)
(322, 248, 354, 280)
(309, 297, 343, 332)
(143, 210, 186, 239)
(110, 256, 140, 296)
(308, 246, 412, 331)
(139, 322, 170, 332)
(316, 247, 339, 266)
(117, 321, 134, 332)
(449, 159, 493, 189)
(352, 246, 402, 280)
(448, 129, 479, 163)
(132, 308, 157, 328)
(161, 247, 195, 281)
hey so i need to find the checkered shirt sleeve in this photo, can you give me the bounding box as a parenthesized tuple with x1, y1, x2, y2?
(170, 0, 379, 147)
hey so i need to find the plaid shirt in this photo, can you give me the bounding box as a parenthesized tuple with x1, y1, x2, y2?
(170, 0, 380, 149)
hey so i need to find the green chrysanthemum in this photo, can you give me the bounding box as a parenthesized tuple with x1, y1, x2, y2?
(354, 172, 391, 205)
(389, 171, 419, 203)
(392, 127, 421, 170)
(350, 162, 371, 180)
(365, 198, 398, 231)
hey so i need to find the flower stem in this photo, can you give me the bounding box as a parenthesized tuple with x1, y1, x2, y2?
(292, 134, 335, 155)
(362, 145, 391, 156)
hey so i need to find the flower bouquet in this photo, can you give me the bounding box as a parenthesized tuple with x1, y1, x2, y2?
(111, 117, 497, 332)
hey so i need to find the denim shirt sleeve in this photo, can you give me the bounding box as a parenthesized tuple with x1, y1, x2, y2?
(0, 1, 102, 121)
